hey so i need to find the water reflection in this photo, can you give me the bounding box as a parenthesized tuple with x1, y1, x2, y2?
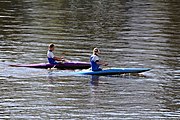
(90, 75, 100, 86)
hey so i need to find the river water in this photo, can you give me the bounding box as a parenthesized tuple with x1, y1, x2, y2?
(0, 0, 179, 119)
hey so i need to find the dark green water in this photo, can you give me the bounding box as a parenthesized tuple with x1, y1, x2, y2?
(0, 0, 179, 119)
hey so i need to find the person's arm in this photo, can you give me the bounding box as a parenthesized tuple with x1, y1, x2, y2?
(54, 56, 64, 61)
(54, 56, 69, 62)
(96, 61, 108, 66)
(93, 55, 108, 66)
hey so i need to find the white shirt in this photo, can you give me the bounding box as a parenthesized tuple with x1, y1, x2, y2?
(47, 50, 54, 58)
(91, 54, 99, 62)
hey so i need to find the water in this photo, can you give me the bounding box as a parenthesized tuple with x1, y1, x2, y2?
(0, 0, 179, 119)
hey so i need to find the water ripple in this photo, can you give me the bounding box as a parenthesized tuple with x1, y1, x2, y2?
(0, 0, 180, 119)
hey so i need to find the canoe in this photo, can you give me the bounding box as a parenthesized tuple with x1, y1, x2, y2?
(10, 61, 91, 69)
(78, 68, 151, 75)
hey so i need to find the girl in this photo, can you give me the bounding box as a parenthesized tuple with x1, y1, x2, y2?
(47, 43, 66, 64)
(90, 48, 108, 71)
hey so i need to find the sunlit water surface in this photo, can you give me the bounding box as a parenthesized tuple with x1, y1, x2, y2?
(0, 0, 179, 119)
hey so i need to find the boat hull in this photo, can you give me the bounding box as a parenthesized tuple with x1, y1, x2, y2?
(78, 68, 151, 75)
(10, 61, 91, 69)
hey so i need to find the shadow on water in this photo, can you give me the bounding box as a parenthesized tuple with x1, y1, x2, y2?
(89, 73, 152, 86)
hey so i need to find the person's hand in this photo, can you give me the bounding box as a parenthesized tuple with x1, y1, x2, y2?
(104, 62, 108, 66)
(60, 56, 65, 62)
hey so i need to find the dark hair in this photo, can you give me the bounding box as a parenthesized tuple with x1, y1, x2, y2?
(49, 43, 54, 48)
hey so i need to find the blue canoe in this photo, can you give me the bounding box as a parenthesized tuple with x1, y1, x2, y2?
(78, 68, 151, 75)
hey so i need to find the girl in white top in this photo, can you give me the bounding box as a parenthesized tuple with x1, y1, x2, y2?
(47, 43, 65, 64)
(90, 48, 108, 71)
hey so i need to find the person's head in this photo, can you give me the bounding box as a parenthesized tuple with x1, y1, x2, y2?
(49, 43, 55, 51)
(93, 48, 100, 55)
